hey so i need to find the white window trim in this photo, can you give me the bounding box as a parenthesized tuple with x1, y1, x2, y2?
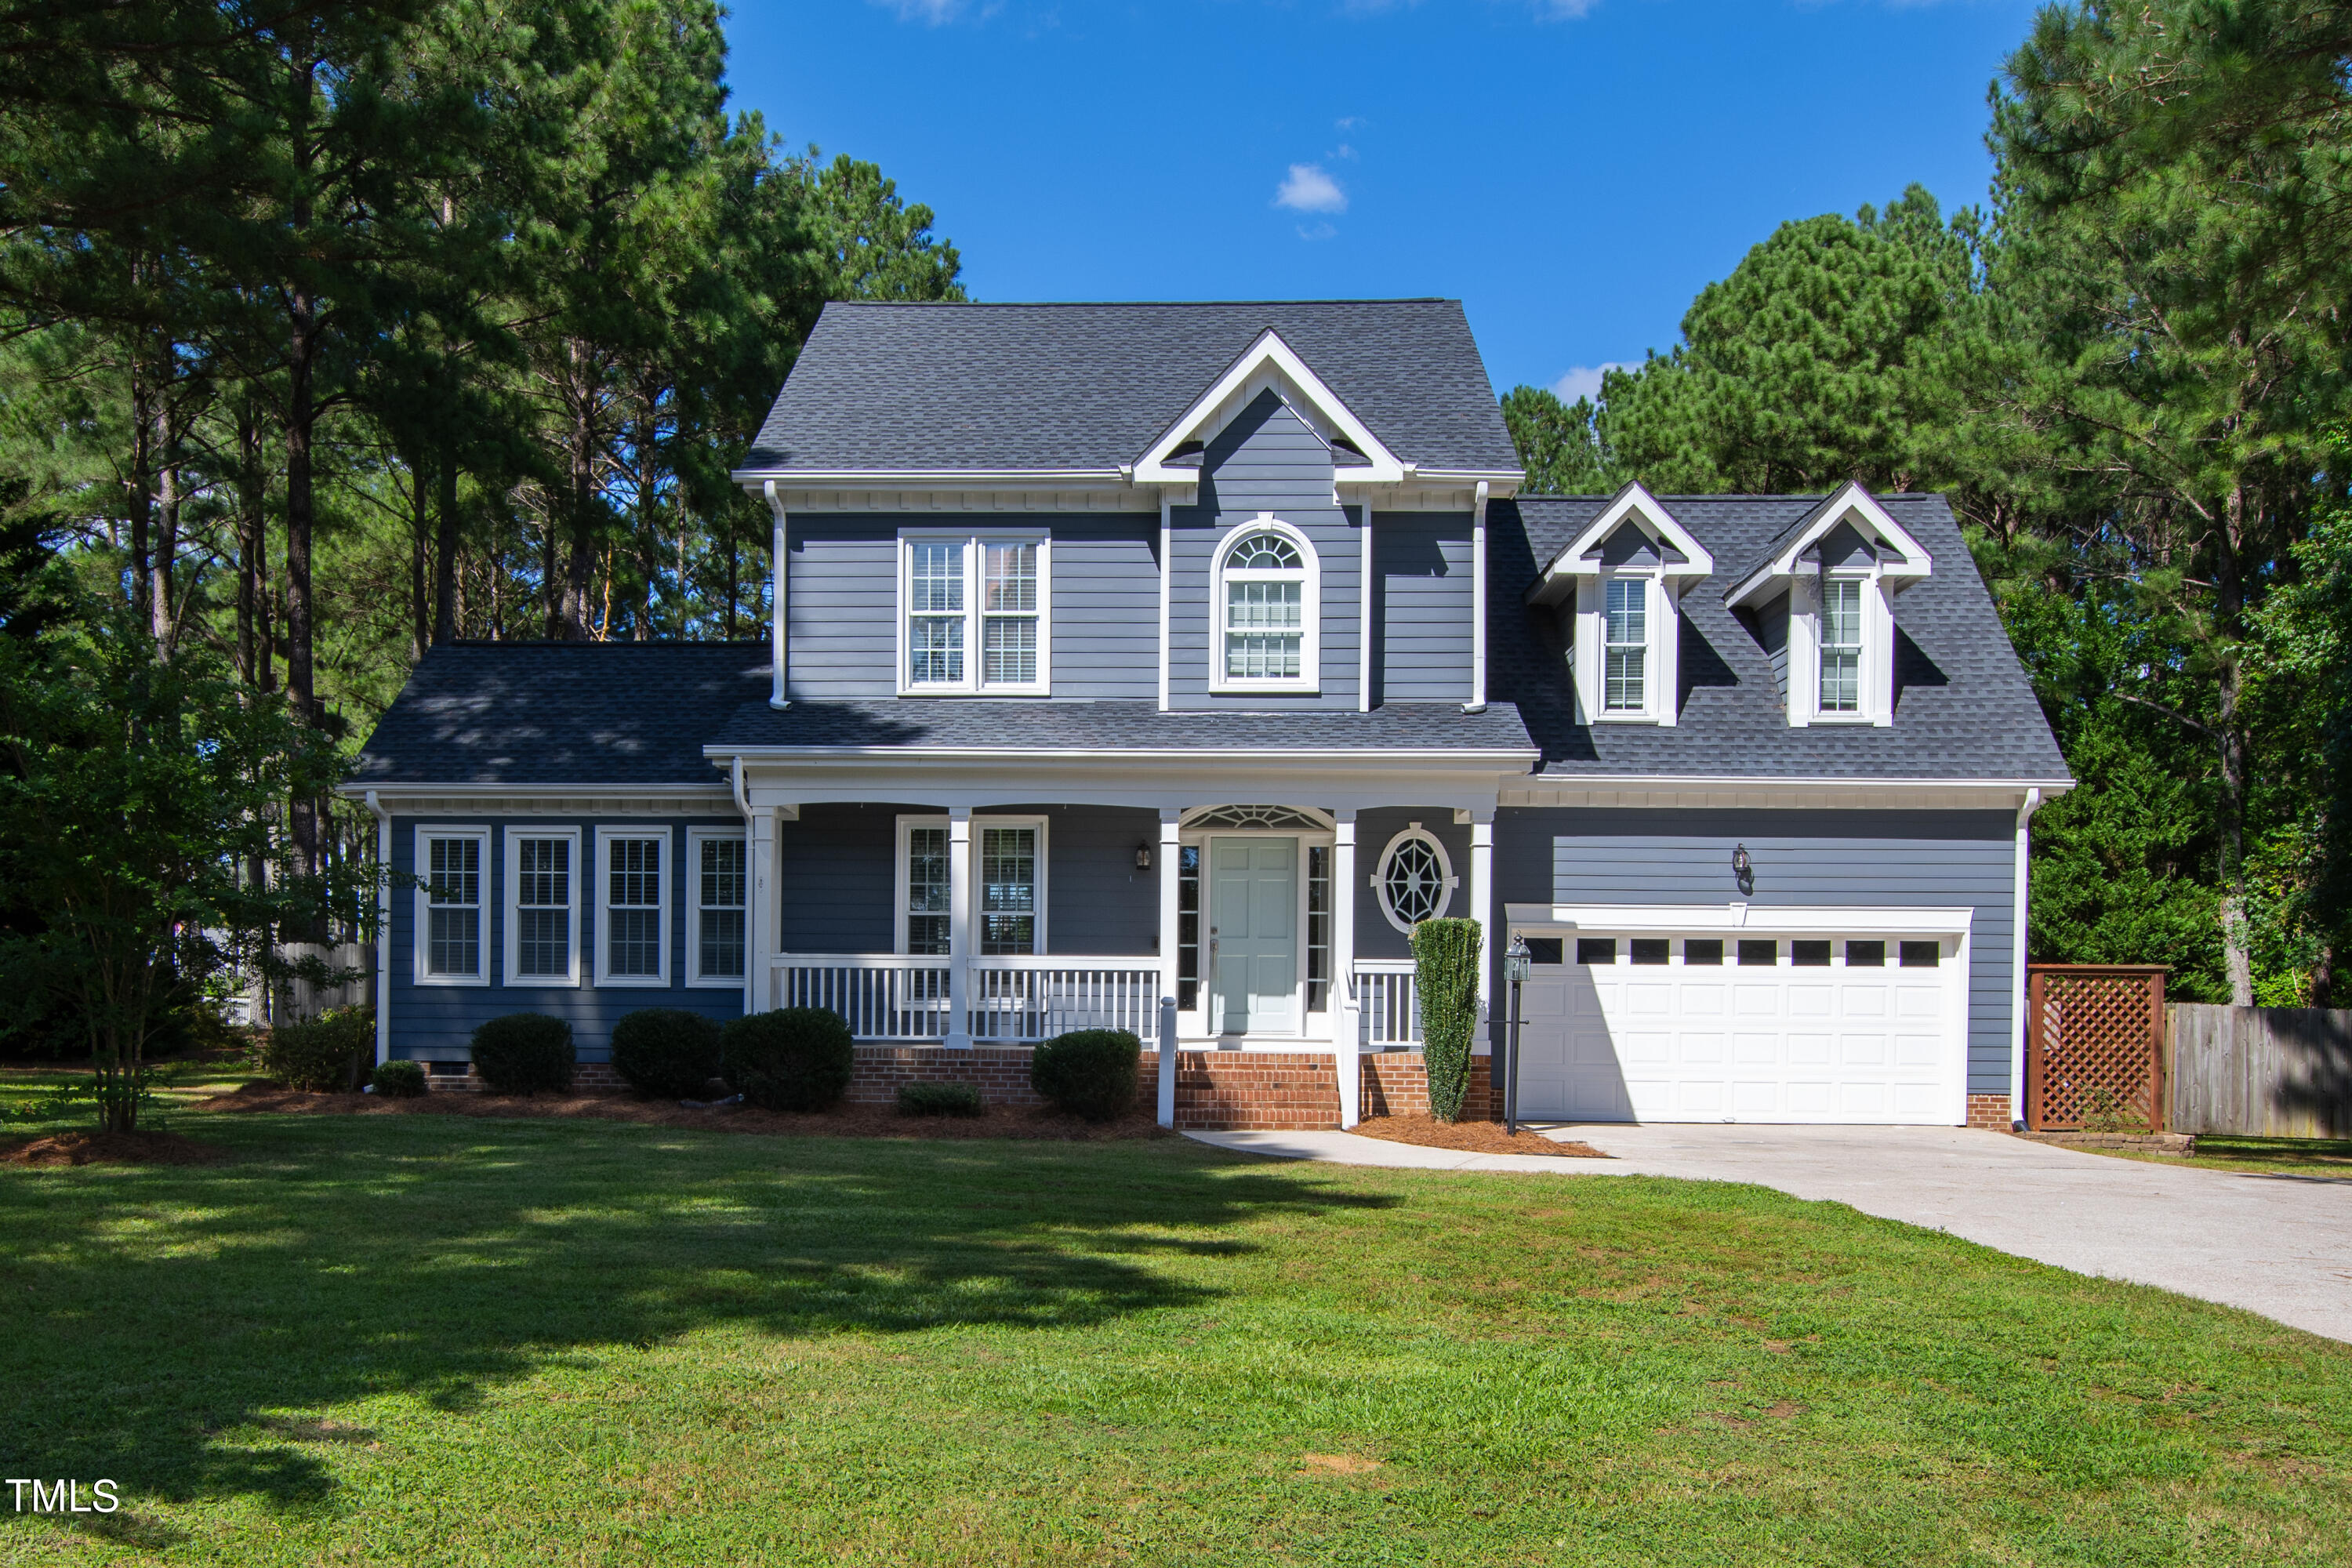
(1787, 568, 1895, 728)
(1373, 823, 1458, 935)
(1573, 566, 1679, 725)
(894, 815, 1051, 956)
(503, 826, 583, 988)
(1208, 513, 1320, 695)
(686, 826, 749, 988)
(594, 826, 671, 988)
(413, 826, 490, 987)
(895, 529, 1052, 697)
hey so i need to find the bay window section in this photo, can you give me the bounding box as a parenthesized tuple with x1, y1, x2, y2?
(601, 833, 666, 985)
(506, 830, 579, 985)
(691, 833, 746, 983)
(418, 829, 486, 984)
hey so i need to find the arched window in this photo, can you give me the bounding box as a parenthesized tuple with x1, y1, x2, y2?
(1210, 515, 1319, 691)
(1377, 826, 1455, 933)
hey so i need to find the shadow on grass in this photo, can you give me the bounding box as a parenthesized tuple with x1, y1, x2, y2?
(0, 1113, 1390, 1518)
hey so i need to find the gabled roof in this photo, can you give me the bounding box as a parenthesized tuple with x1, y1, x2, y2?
(1493, 492, 2069, 782)
(1525, 481, 1715, 605)
(1134, 328, 1404, 485)
(1724, 479, 1933, 605)
(737, 299, 1523, 479)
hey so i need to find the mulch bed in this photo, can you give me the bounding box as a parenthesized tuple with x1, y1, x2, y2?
(2, 1131, 232, 1167)
(208, 1082, 1171, 1142)
(1350, 1114, 1608, 1159)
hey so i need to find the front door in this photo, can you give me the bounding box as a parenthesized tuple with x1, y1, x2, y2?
(1209, 837, 1299, 1036)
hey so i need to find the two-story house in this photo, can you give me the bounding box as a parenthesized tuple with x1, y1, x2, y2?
(347, 299, 2071, 1130)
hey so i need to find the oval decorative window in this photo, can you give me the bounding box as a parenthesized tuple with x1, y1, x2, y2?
(1377, 827, 1453, 932)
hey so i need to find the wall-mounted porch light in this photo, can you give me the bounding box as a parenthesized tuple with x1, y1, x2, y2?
(1136, 843, 1153, 871)
(1731, 843, 1754, 897)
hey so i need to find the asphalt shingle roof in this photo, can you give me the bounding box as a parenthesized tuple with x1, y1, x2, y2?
(1492, 494, 2071, 782)
(742, 299, 1522, 475)
(349, 643, 771, 787)
(705, 699, 1537, 754)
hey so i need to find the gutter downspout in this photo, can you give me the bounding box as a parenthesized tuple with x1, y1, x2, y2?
(764, 481, 789, 710)
(365, 789, 391, 1069)
(2009, 786, 2042, 1129)
(732, 757, 757, 1019)
(1465, 480, 1489, 713)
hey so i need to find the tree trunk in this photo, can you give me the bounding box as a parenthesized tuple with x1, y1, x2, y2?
(127, 357, 154, 632)
(282, 39, 325, 941)
(561, 344, 597, 639)
(236, 402, 264, 685)
(433, 443, 460, 644)
(407, 449, 429, 663)
(152, 434, 180, 655)
(2216, 481, 2253, 1007)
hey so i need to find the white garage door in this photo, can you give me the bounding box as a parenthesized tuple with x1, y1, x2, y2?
(1512, 928, 1965, 1125)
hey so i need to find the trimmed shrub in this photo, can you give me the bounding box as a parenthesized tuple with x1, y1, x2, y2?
(898, 1081, 985, 1118)
(611, 1007, 724, 1100)
(1410, 917, 1483, 1123)
(470, 1013, 575, 1095)
(1029, 1029, 1141, 1122)
(720, 1007, 855, 1112)
(253, 1006, 375, 1091)
(371, 1059, 428, 1098)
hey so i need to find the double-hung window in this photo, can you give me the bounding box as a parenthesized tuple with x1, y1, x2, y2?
(689, 830, 746, 984)
(506, 829, 579, 985)
(1603, 576, 1647, 713)
(895, 816, 1047, 956)
(600, 830, 667, 985)
(417, 829, 488, 984)
(1210, 517, 1319, 691)
(901, 535, 1049, 694)
(1820, 578, 1863, 714)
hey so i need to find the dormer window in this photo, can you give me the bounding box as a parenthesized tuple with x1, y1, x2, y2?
(1210, 516, 1319, 693)
(1722, 481, 1933, 728)
(1603, 577, 1648, 712)
(1522, 483, 1714, 728)
(898, 532, 1050, 695)
(1819, 578, 1863, 713)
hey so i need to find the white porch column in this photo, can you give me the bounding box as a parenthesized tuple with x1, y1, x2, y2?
(747, 806, 779, 1014)
(946, 808, 973, 1047)
(2010, 787, 2042, 1127)
(1157, 808, 1182, 1127)
(1334, 811, 1360, 1128)
(1470, 814, 1495, 1040)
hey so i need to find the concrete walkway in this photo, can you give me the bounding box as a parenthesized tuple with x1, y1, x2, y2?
(1187, 1123, 2352, 1344)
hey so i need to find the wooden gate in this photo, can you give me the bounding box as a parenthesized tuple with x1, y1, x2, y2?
(2026, 965, 2168, 1131)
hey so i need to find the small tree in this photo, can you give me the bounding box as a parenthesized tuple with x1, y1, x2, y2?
(1411, 917, 1483, 1123)
(0, 608, 368, 1132)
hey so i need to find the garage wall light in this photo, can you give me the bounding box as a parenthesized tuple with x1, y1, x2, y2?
(1731, 844, 1754, 896)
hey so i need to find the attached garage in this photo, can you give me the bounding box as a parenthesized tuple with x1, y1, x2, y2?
(1503, 906, 1973, 1126)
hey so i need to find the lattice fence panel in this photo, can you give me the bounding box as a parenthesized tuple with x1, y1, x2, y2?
(2027, 967, 2165, 1131)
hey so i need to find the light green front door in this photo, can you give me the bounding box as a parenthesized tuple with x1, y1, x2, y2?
(1210, 837, 1299, 1036)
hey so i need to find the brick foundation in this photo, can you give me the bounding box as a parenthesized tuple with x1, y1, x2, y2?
(420, 1062, 622, 1094)
(1175, 1051, 1338, 1130)
(1359, 1052, 1498, 1121)
(845, 1046, 1066, 1111)
(1965, 1093, 2014, 1130)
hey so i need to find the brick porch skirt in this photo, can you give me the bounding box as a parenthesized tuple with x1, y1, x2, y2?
(1965, 1093, 2015, 1130)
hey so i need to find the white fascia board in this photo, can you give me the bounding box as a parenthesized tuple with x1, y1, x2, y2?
(1504, 902, 1976, 935)
(336, 782, 731, 802)
(731, 467, 1123, 488)
(1725, 481, 1934, 607)
(706, 743, 1539, 767)
(1501, 774, 2075, 811)
(1526, 482, 1715, 607)
(1134, 328, 1406, 485)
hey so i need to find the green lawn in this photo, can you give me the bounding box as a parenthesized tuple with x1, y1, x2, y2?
(2093, 1134, 2352, 1183)
(2, 1095, 2348, 1566)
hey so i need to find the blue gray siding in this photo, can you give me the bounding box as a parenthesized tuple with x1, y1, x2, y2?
(1374, 512, 1474, 702)
(1169, 390, 1362, 710)
(1494, 808, 2018, 1094)
(784, 514, 1159, 701)
(386, 816, 746, 1062)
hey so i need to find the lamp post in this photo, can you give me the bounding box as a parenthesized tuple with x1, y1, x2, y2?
(1502, 935, 1532, 1136)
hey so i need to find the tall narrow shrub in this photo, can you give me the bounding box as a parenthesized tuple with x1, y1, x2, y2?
(1411, 917, 1483, 1123)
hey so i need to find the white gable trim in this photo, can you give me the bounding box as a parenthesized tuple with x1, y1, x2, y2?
(1724, 481, 1933, 608)
(1134, 328, 1406, 486)
(1526, 483, 1715, 608)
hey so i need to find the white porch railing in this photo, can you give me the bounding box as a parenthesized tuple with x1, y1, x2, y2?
(772, 956, 952, 1041)
(969, 956, 1161, 1041)
(1352, 960, 1421, 1047)
(768, 955, 1159, 1044)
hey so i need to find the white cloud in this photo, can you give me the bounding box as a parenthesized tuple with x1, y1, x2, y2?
(1533, 0, 1598, 17)
(1330, 141, 1358, 161)
(1552, 362, 1632, 403)
(1275, 163, 1348, 215)
(1335, 115, 1366, 132)
(1295, 221, 1338, 242)
(874, 0, 971, 23)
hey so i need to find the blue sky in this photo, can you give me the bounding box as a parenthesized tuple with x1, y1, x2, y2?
(723, 1, 2042, 399)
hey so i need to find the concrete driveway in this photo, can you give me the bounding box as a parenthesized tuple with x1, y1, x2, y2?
(1189, 1123, 2352, 1344)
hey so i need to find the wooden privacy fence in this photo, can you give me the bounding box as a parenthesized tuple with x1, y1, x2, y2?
(2026, 965, 2167, 1132)
(2166, 1005, 2352, 1138)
